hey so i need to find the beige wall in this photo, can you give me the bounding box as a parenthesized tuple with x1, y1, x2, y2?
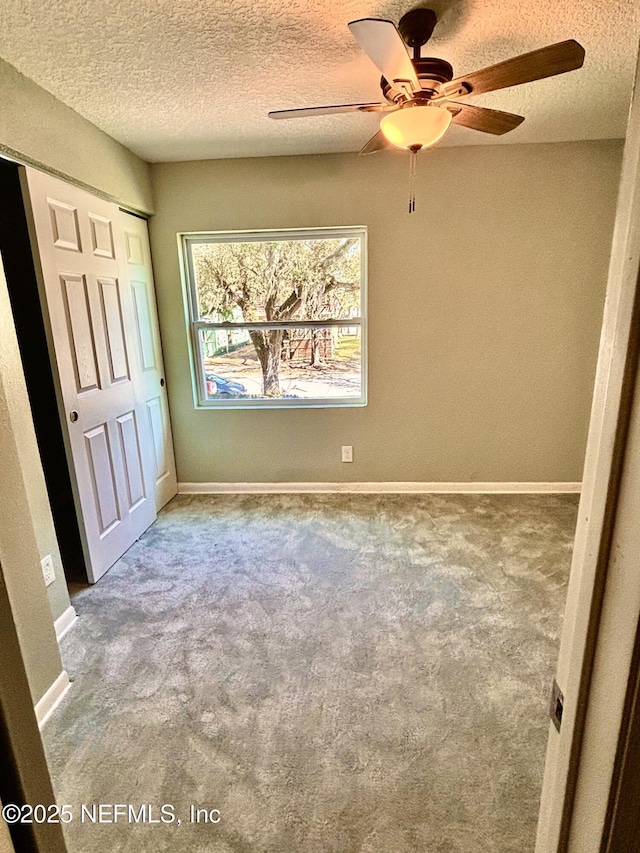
(0, 258, 64, 704)
(0, 57, 153, 213)
(149, 140, 623, 485)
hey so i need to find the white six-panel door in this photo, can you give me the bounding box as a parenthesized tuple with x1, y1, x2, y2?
(24, 168, 176, 582)
(117, 211, 177, 509)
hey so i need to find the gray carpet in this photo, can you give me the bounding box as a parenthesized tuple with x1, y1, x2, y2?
(42, 493, 577, 853)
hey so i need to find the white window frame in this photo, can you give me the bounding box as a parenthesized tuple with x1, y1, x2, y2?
(179, 226, 368, 409)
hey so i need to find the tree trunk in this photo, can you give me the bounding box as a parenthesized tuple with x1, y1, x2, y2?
(250, 329, 284, 397)
(310, 329, 322, 367)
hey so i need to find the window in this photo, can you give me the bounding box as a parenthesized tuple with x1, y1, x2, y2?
(180, 227, 367, 408)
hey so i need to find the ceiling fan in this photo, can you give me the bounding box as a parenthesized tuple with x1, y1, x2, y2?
(268, 8, 585, 209)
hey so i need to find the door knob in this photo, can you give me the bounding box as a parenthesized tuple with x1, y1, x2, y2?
(69, 410, 79, 423)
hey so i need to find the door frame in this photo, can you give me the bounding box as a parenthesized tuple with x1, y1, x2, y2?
(601, 607, 640, 851)
(535, 40, 640, 853)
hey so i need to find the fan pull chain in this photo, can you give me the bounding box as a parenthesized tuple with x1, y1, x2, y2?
(408, 146, 420, 214)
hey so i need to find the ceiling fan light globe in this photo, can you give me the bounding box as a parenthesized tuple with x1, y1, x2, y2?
(380, 105, 452, 150)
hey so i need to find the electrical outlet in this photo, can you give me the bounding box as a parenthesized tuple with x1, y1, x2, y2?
(341, 445, 353, 463)
(41, 554, 56, 587)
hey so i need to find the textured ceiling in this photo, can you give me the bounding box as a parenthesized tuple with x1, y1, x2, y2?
(0, 0, 638, 162)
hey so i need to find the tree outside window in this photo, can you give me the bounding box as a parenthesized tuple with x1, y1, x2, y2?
(181, 228, 367, 408)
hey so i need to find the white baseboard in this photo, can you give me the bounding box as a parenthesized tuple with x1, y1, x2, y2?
(35, 670, 71, 729)
(54, 605, 78, 641)
(178, 481, 582, 495)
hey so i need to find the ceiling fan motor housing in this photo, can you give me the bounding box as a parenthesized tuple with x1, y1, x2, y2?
(382, 57, 454, 102)
(415, 57, 454, 87)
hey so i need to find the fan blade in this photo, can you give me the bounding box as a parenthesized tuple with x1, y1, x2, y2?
(269, 103, 388, 120)
(359, 131, 393, 155)
(348, 18, 420, 95)
(448, 102, 525, 135)
(442, 39, 585, 99)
